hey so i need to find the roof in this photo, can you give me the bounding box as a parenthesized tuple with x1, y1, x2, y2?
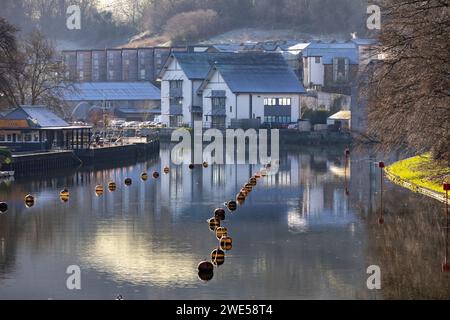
(116, 108, 161, 115)
(198, 53, 305, 94)
(63, 82, 161, 101)
(303, 42, 359, 64)
(164, 52, 239, 80)
(328, 110, 351, 121)
(351, 38, 378, 46)
(5, 106, 70, 128)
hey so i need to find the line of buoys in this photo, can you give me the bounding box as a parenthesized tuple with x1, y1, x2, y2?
(95, 185, 104, 197)
(141, 172, 148, 181)
(124, 178, 132, 186)
(24, 194, 35, 208)
(108, 182, 117, 192)
(0, 202, 8, 213)
(198, 165, 271, 281)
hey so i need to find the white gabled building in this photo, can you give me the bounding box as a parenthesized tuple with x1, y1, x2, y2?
(159, 52, 305, 129)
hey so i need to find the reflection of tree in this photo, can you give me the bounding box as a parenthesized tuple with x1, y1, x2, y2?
(366, 188, 450, 299)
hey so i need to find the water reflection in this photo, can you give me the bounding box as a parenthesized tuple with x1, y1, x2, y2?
(0, 145, 448, 299)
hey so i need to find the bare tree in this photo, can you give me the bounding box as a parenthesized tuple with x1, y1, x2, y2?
(0, 31, 72, 115)
(0, 18, 17, 108)
(366, 0, 450, 162)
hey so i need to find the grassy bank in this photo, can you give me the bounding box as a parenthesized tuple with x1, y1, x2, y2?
(386, 154, 450, 196)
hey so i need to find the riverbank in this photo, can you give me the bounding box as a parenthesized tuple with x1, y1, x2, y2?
(385, 154, 450, 203)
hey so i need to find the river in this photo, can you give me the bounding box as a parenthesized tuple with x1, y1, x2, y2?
(0, 145, 448, 299)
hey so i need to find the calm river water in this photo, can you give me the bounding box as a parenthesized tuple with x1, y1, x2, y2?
(0, 145, 448, 299)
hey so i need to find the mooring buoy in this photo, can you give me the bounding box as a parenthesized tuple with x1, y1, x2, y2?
(25, 194, 35, 208)
(198, 261, 214, 273)
(198, 270, 214, 282)
(214, 208, 226, 221)
(202, 161, 209, 169)
(0, 202, 8, 213)
(95, 185, 104, 197)
(124, 178, 132, 186)
(227, 201, 237, 212)
(60, 189, 70, 203)
(208, 217, 221, 231)
(163, 166, 170, 174)
(108, 182, 117, 192)
(152, 171, 160, 179)
(220, 236, 233, 251)
(236, 192, 246, 204)
(211, 249, 225, 266)
(141, 172, 148, 181)
(215, 227, 228, 240)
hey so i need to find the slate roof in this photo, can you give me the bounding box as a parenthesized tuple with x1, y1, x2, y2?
(5, 106, 69, 128)
(303, 42, 359, 64)
(196, 53, 305, 94)
(64, 82, 161, 101)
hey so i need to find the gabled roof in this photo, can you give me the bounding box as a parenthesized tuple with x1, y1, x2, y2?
(5, 106, 69, 128)
(64, 82, 161, 101)
(303, 42, 359, 64)
(198, 53, 305, 94)
(160, 52, 239, 80)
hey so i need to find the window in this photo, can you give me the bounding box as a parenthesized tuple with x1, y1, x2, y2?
(7, 135, 12, 142)
(230, 106, 233, 113)
(212, 97, 226, 109)
(169, 80, 183, 89)
(264, 98, 292, 107)
(0, 135, 4, 142)
(315, 57, 321, 64)
(34, 134, 39, 142)
(25, 134, 32, 142)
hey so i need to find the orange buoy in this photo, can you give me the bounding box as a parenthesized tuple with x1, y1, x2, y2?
(254, 172, 262, 179)
(214, 208, 226, 221)
(227, 201, 237, 212)
(249, 177, 257, 186)
(95, 185, 104, 197)
(152, 171, 160, 179)
(220, 236, 233, 251)
(211, 249, 225, 266)
(215, 227, 228, 240)
(203, 161, 209, 168)
(60, 189, 70, 203)
(240, 188, 249, 197)
(208, 217, 221, 231)
(163, 166, 170, 174)
(108, 182, 117, 192)
(244, 183, 253, 193)
(141, 172, 148, 181)
(236, 192, 246, 203)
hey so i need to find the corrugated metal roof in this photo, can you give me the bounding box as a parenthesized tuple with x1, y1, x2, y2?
(5, 106, 69, 128)
(303, 42, 359, 64)
(64, 82, 161, 101)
